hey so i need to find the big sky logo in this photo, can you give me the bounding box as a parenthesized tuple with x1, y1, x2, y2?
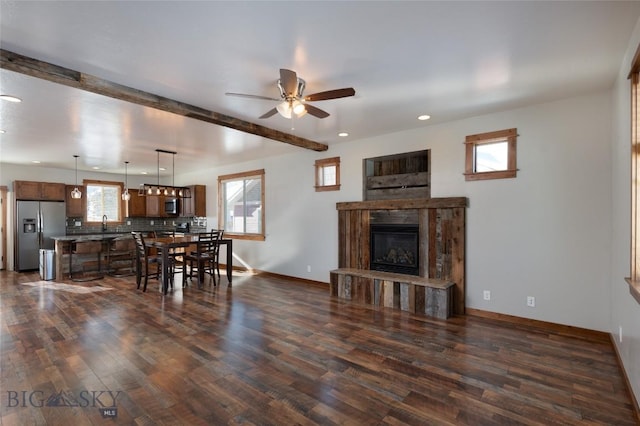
(6, 390, 122, 418)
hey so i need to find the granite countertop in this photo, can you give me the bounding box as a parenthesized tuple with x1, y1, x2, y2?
(52, 233, 130, 242)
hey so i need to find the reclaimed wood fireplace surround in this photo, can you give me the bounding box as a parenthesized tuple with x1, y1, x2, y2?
(330, 149, 466, 319)
(333, 197, 467, 318)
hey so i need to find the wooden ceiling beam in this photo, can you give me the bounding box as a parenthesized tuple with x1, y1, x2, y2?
(0, 49, 328, 152)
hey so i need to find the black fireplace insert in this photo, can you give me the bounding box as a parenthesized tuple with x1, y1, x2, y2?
(370, 224, 419, 275)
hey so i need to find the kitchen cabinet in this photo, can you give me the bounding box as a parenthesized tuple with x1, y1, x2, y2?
(180, 185, 206, 217)
(125, 186, 204, 218)
(127, 191, 146, 217)
(65, 185, 86, 217)
(14, 180, 66, 201)
(146, 195, 163, 217)
(145, 194, 177, 218)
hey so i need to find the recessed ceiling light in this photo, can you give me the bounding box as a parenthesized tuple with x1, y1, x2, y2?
(32, 160, 41, 164)
(418, 114, 431, 121)
(0, 130, 5, 134)
(141, 171, 148, 175)
(92, 166, 100, 170)
(338, 132, 349, 137)
(159, 167, 166, 171)
(0, 95, 22, 103)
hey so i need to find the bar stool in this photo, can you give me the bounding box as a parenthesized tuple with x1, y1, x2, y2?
(107, 237, 136, 277)
(71, 240, 104, 282)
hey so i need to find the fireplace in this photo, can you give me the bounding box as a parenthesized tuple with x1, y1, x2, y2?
(370, 224, 419, 275)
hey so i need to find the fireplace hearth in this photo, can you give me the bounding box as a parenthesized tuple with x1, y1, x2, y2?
(370, 224, 419, 275)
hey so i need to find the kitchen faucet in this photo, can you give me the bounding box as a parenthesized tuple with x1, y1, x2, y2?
(102, 215, 108, 232)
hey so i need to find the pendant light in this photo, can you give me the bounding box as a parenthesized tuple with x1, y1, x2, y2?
(70, 155, 82, 199)
(156, 150, 163, 195)
(121, 161, 131, 201)
(138, 149, 191, 198)
(170, 152, 177, 197)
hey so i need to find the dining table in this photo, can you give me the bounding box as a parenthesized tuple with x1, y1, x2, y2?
(144, 235, 233, 294)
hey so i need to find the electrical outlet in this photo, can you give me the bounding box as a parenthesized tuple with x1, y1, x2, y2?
(307, 265, 311, 273)
(74, 221, 81, 227)
(483, 290, 491, 301)
(619, 326, 623, 343)
(150, 220, 154, 225)
(126, 220, 131, 226)
(527, 296, 535, 307)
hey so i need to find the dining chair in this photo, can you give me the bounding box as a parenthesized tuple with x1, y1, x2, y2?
(185, 230, 222, 288)
(156, 230, 187, 287)
(131, 231, 164, 292)
(211, 229, 224, 282)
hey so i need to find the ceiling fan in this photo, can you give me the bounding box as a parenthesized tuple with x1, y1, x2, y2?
(225, 68, 355, 119)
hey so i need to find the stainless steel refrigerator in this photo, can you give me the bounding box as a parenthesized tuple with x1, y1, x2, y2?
(16, 201, 66, 271)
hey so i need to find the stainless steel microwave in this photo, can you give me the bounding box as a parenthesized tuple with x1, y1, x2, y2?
(164, 198, 178, 215)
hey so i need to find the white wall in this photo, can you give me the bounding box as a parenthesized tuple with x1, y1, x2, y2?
(611, 16, 640, 404)
(172, 91, 614, 335)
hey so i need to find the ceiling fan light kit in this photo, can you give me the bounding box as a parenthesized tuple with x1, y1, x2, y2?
(276, 99, 307, 119)
(226, 68, 355, 120)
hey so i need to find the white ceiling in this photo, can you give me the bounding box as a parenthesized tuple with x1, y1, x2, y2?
(1, 1, 639, 177)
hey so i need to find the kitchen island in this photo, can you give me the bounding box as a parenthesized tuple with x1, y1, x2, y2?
(52, 234, 134, 281)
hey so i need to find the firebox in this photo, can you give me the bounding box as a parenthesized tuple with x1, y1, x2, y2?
(370, 224, 419, 276)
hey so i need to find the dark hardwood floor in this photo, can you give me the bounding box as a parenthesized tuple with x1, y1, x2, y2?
(0, 269, 636, 425)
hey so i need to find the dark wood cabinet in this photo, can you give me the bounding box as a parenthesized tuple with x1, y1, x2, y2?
(14, 180, 66, 201)
(15, 181, 41, 199)
(65, 185, 85, 217)
(144, 194, 176, 218)
(43, 183, 66, 201)
(127, 191, 146, 217)
(180, 185, 206, 217)
(146, 195, 163, 217)
(124, 185, 205, 218)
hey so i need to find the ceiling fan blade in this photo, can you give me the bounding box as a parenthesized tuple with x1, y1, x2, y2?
(259, 108, 278, 119)
(304, 87, 356, 102)
(303, 104, 330, 119)
(279, 68, 298, 97)
(225, 92, 281, 101)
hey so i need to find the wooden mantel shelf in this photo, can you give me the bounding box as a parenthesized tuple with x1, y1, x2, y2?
(336, 197, 467, 211)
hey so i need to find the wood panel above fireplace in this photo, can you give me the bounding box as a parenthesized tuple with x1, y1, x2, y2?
(363, 150, 430, 201)
(336, 197, 467, 315)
